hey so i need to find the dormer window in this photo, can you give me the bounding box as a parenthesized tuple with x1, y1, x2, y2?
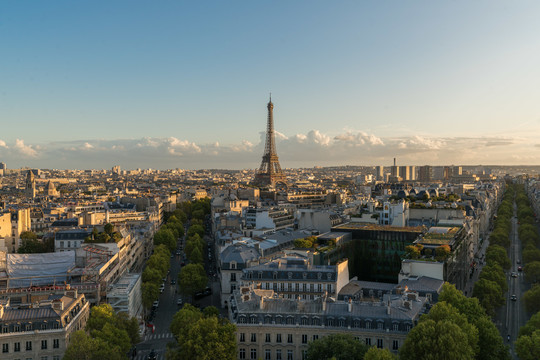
(302, 272, 307, 279)
(287, 272, 292, 280)
(273, 271, 278, 279)
(317, 273, 322, 279)
(258, 272, 263, 279)
(327, 273, 332, 280)
(230, 262, 237, 270)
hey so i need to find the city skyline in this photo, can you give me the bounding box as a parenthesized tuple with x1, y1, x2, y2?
(2, 1, 540, 169)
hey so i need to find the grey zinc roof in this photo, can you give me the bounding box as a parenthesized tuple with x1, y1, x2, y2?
(2, 307, 60, 322)
(398, 276, 444, 293)
(221, 243, 260, 264)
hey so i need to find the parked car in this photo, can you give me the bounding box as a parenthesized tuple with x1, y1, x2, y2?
(194, 287, 212, 299)
(147, 349, 157, 360)
(518, 266, 523, 272)
(152, 300, 159, 308)
(170, 279, 176, 285)
(177, 298, 183, 307)
(511, 294, 517, 301)
(511, 272, 518, 278)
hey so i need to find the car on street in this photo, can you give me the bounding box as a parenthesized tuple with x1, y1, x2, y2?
(159, 284, 165, 293)
(147, 349, 157, 360)
(511, 294, 517, 301)
(511, 272, 518, 278)
(518, 266, 523, 272)
(152, 300, 159, 308)
(177, 298, 183, 306)
(194, 286, 212, 299)
(170, 279, 176, 285)
(517, 259, 521, 264)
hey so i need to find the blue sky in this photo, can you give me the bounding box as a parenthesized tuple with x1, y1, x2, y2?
(1, 1, 540, 169)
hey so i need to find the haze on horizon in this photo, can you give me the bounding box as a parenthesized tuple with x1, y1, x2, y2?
(1, 1, 540, 170)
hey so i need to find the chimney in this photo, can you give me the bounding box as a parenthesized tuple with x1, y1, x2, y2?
(386, 299, 391, 315)
(52, 299, 64, 311)
(348, 298, 352, 313)
(259, 296, 264, 310)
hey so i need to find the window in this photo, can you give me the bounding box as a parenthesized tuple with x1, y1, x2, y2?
(53, 356, 61, 360)
(41, 357, 48, 360)
(41, 323, 47, 330)
(276, 334, 282, 343)
(393, 323, 399, 331)
(239, 348, 246, 359)
(230, 273, 236, 281)
(230, 262, 237, 270)
(338, 319, 345, 327)
(287, 350, 293, 360)
(317, 283, 322, 292)
(301, 317, 308, 325)
(326, 284, 332, 292)
(273, 272, 277, 279)
(302, 334, 308, 344)
(276, 349, 282, 360)
(287, 334, 293, 343)
(302, 283, 307, 292)
(3, 343, 8, 353)
(230, 284, 237, 293)
(377, 322, 383, 330)
(15, 342, 20, 352)
(365, 338, 371, 346)
(250, 349, 257, 360)
(258, 272, 262, 279)
(14, 324, 20, 332)
(377, 339, 383, 348)
(365, 321, 371, 329)
(313, 335, 319, 341)
(393, 340, 399, 350)
(26, 341, 32, 351)
(240, 333, 245, 342)
(41, 340, 47, 349)
(25, 324, 32, 331)
(59, 241, 64, 248)
(265, 349, 271, 360)
(265, 282, 270, 289)
(53, 339, 59, 349)
(250, 333, 257, 342)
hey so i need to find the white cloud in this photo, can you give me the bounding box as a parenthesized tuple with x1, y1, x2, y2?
(0, 132, 538, 169)
(0, 140, 7, 148)
(14, 139, 38, 158)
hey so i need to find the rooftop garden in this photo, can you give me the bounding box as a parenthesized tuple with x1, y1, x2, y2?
(293, 236, 336, 253)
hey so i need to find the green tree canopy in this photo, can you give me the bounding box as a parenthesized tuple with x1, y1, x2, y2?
(188, 245, 203, 264)
(154, 228, 176, 253)
(178, 263, 207, 298)
(20, 231, 37, 240)
(524, 261, 540, 283)
(400, 319, 475, 360)
(479, 263, 508, 293)
(519, 311, 540, 337)
(522, 246, 540, 264)
(306, 334, 369, 360)
(485, 245, 511, 270)
(363, 347, 397, 360)
(104, 223, 114, 235)
(515, 330, 540, 360)
(523, 284, 540, 314)
(63, 330, 123, 360)
(188, 224, 205, 238)
(473, 278, 505, 316)
(168, 304, 236, 360)
(142, 282, 159, 309)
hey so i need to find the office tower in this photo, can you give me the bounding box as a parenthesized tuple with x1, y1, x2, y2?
(399, 166, 410, 181)
(418, 165, 433, 182)
(375, 166, 383, 180)
(408, 166, 416, 181)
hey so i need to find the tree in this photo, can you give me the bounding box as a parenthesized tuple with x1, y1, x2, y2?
(142, 282, 159, 309)
(63, 330, 121, 360)
(178, 263, 207, 299)
(485, 245, 511, 270)
(154, 228, 176, 253)
(203, 306, 220, 318)
(519, 311, 540, 337)
(187, 224, 205, 238)
(515, 330, 540, 360)
(86, 304, 115, 333)
(188, 246, 203, 264)
(524, 261, 540, 283)
(90, 322, 131, 355)
(400, 319, 475, 360)
(523, 284, 540, 313)
(405, 245, 421, 259)
(168, 305, 236, 360)
(479, 263, 508, 293)
(306, 334, 368, 360)
(422, 302, 479, 356)
(363, 347, 397, 360)
(18, 238, 45, 253)
(438, 283, 509, 360)
(473, 278, 505, 316)
(20, 231, 37, 240)
(522, 247, 540, 264)
(435, 245, 451, 261)
(294, 238, 314, 248)
(104, 223, 114, 235)
(142, 267, 162, 284)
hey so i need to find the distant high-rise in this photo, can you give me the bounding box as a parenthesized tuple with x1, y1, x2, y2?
(25, 170, 35, 199)
(253, 96, 287, 188)
(391, 158, 399, 178)
(418, 165, 433, 182)
(375, 166, 384, 180)
(408, 166, 416, 181)
(0, 162, 5, 177)
(399, 166, 410, 181)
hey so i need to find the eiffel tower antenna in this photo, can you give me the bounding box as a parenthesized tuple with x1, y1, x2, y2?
(253, 96, 287, 188)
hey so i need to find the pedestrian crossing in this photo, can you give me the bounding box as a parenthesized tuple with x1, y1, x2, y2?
(144, 332, 174, 341)
(133, 350, 165, 360)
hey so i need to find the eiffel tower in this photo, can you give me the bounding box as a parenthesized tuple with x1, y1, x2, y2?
(253, 96, 287, 188)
